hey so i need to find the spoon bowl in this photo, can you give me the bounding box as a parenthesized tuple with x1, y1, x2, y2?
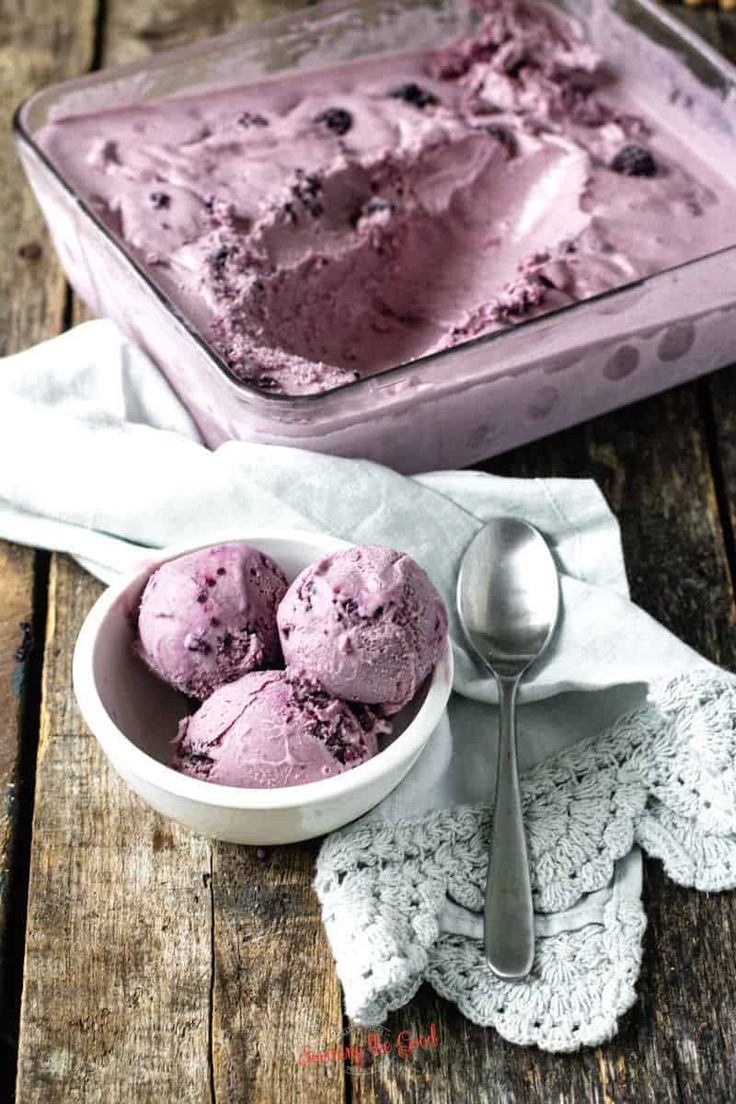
(459, 518, 559, 676)
(457, 517, 560, 980)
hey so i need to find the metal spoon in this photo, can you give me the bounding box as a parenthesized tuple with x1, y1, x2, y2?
(457, 518, 560, 980)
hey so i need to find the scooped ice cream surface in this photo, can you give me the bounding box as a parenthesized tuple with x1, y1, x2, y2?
(277, 545, 448, 713)
(137, 543, 288, 699)
(173, 668, 389, 787)
(37, 0, 736, 394)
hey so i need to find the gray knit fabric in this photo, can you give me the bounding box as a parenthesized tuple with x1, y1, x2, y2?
(316, 670, 736, 1049)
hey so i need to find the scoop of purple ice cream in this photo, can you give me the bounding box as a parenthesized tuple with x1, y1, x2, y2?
(173, 669, 389, 787)
(136, 543, 288, 699)
(277, 545, 448, 714)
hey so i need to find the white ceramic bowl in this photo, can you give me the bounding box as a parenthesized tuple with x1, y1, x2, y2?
(73, 529, 453, 844)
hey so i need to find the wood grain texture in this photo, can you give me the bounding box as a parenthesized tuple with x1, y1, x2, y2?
(15, 557, 215, 1104)
(102, 0, 318, 67)
(0, 545, 36, 1087)
(211, 842, 344, 1103)
(0, 0, 100, 1089)
(701, 7, 736, 602)
(0, 0, 98, 353)
(708, 369, 736, 586)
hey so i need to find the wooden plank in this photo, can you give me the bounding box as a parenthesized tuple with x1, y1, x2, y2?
(16, 556, 214, 1104)
(0, 0, 101, 1092)
(0, 0, 98, 355)
(0, 546, 37, 1095)
(707, 369, 736, 582)
(211, 841, 345, 1103)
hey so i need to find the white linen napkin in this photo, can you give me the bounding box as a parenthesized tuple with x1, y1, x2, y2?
(2, 319, 735, 1050)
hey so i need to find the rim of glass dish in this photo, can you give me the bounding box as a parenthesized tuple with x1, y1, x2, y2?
(12, 0, 736, 409)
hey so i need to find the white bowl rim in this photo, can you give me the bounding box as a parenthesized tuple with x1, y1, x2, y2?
(73, 526, 454, 812)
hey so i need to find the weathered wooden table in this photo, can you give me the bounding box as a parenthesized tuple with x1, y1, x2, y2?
(1, 2, 735, 1100)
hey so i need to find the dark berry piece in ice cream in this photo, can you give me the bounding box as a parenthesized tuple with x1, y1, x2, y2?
(290, 172, 324, 218)
(390, 83, 439, 109)
(150, 191, 171, 209)
(315, 107, 353, 136)
(611, 146, 656, 177)
(208, 245, 231, 275)
(237, 111, 269, 127)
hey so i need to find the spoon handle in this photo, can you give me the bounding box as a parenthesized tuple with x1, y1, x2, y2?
(484, 673, 535, 980)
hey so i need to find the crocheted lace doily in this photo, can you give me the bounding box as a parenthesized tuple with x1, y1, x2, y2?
(316, 670, 736, 1051)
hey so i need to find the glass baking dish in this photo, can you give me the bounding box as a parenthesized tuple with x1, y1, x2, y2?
(14, 0, 736, 473)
